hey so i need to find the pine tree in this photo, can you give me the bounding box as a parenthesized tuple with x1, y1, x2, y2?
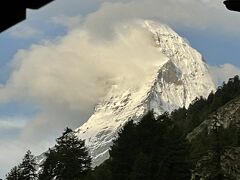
(39, 149, 57, 180)
(18, 150, 37, 180)
(129, 153, 151, 180)
(40, 127, 91, 180)
(209, 120, 224, 180)
(163, 126, 191, 180)
(6, 166, 21, 180)
(109, 120, 137, 180)
(152, 116, 191, 180)
(106, 112, 191, 180)
(86, 163, 112, 180)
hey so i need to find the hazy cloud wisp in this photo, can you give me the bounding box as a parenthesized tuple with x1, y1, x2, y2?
(209, 64, 240, 86)
(0, 22, 166, 142)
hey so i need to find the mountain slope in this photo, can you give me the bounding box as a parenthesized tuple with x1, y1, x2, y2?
(75, 20, 215, 166)
(189, 94, 240, 179)
(188, 92, 240, 142)
(185, 77, 240, 179)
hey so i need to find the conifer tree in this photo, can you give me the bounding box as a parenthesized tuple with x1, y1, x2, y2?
(109, 120, 136, 180)
(39, 149, 57, 180)
(40, 127, 91, 180)
(107, 112, 191, 180)
(210, 125, 224, 180)
(129, 153, 151, 180)
(6, 166, 21, 180)
(18, 150, 37, 180)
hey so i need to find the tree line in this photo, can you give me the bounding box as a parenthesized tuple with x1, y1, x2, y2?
(6, 75, 240, 180)
(6, 128, 91, 180)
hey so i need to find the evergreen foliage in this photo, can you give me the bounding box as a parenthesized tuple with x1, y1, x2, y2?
(39, 127, 91, 180)
(6, 166, 21, 180)
(7, 76, 240, 180)
(88, 112, 191, 180)
(19, 150, 37, 180)
(88, 76, 240, 180)
(179, 75, 240, 134)
(6, 150, 37, 180)
(188, 76, 240, 180)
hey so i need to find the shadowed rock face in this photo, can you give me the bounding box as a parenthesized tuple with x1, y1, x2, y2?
(189, 95, 240, 179)
(0, 0, 54, 32)
(158, 60, 183, 85)
(187, 95, 240, 142)
(191, 147, 240, 180)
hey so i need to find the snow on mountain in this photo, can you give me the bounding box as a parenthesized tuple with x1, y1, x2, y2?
(75, 20, 215, 166)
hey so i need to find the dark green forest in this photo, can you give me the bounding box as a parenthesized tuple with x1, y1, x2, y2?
(6, 75, 240, 180)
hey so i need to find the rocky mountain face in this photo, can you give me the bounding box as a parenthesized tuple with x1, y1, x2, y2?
(188, 94, 240, 142)
(74, 20, 215, 167)
(189, 94, 240, 180)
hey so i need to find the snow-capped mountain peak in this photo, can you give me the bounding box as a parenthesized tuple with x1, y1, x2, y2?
(74, 20, 215, 166)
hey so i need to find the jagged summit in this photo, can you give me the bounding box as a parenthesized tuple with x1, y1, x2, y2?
(74, 20, 215, 166)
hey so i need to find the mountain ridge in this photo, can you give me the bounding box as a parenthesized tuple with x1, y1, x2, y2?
(74, 20, 215, 167)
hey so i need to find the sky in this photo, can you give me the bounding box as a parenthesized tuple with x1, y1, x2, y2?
(1, 0, 240, 177)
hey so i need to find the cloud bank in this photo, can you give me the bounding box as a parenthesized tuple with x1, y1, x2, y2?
(209, 64, 240, 86)
(50, 0, 240, 37)
(8, 26, 41, 39)
(9, 0, 240, 40)
(0, 22, 166, 142)
(1, 21, 168, 175)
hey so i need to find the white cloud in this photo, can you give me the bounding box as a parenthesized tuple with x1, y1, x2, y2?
(0, 141, 26, 178)
(0, 22, 168, 176)
(209, 64, 240, 86)
(51, 15, 83, 29)
(20, 0, 240, 38)
(0, 21, 166, 142)
(9, 25, 41, 39)
(0, 117, 27, 129)
(78, 0, 240, 38)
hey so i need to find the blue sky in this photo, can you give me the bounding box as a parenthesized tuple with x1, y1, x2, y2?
(1, 0, 240, 177)
(179, 29, 240, 66)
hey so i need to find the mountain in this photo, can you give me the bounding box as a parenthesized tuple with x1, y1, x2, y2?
(189, 94, 240, 179)
(180, 76, 240, 180)
(74, 20, 215, 167)
(87, 75, 240, 180)
(187, 90, 240, 142)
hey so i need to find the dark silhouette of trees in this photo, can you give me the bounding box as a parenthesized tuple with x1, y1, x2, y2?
(6, 150, 37, 180)
(7, 76, 240, 180)
(39, 128, 91, 180)
(90, 112, 191, 180)
(6, 166, 21, 180)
